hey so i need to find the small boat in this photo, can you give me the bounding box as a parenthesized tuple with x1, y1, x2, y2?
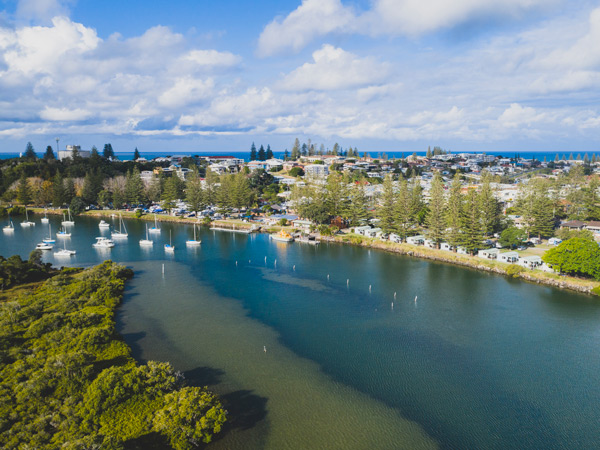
(56, 227, 71, 238)
(149, 214, 161, 234)
(41, 209, 49, 224)
(111, 214, 128, 238)
(20, 208, 35, 227)
(36, 242, 53, 250)
(186, 224, 201, 246)
(3, 215, 14, 232)
(139, 224, 153, 247)
(43, 223, 56, 244)
(55, 240, 76, 256)
(92, 237, 114, 248)
(98, 220, 110, 228)
(270, 230, 294, 243)
(210, 224, 257, 234)
(62, 208, 75, 226)
(164, 230, 175, 253)
(296, 234, 319, 245)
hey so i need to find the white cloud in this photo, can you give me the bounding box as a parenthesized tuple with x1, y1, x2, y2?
(257, 0, 355, 57)
(40, 106, 91, 121)
(183, 49, 241, 68)
(498, 103, 545, 128)
(158, 77, 215, 109)
(16, 0, 74, 24)
(257, 0, 556, 56)
(279, 45, 390, 91)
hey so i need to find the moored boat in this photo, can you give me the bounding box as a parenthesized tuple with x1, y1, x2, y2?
(270, 230, 294, 242)
(92, 237, 115, 248)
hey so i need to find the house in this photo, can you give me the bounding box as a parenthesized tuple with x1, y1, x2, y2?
(389, 233, 402, 243)
(586, 221, 600, 234)
(560, 220, 586, 230)
(304, 164, 329, 178)
(519, 255, 543, 269)
(406, 235, 425, 245)
(424, 239, 437, 249)
(478, 248, 499, 259)
(457, 246, 469, 254)
(292, 219, 313, 233)
(499, 251, 519, 263)
(354, 226, 372, 235)
(440, 242, 454, 252)
(364, 227, 382, 238)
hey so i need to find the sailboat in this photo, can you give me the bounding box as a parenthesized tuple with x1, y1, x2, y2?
(41, 209, 49, 224)
(55, 239, 76, 256)
(43, 222, 56, 244)
(35, 242, 53, 250)
(164, 230, 175, 253)
(3, 214, 14, 232)
(139, 224, 153, 247)
(111, 214, 128, 238)
(98, 219, 110, 228)
(61, 208, 74, 226)
(149, 214, 161, 234)
(20, 208, 35, 227)
(56, 226, 71, 238)
(92, 237, 114, 248)
(186, 224, 201, 246)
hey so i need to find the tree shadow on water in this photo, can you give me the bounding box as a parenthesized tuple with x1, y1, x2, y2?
(119, 331, 147, 363)
(220, 390, 268, 431)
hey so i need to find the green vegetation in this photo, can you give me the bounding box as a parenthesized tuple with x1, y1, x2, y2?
(0, 260, 226, 449)
(543, 238, 600, 280)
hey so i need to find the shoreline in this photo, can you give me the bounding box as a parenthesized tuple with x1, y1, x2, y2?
(29, 208, 600, 297)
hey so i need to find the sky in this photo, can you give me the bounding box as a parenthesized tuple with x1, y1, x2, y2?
(1, 0, 600, 154)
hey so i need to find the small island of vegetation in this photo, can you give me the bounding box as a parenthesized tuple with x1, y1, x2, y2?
(0, 253, 226, 449)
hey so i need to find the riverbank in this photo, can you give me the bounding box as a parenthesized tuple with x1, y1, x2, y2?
(29, 208, 600, 296)
(326, 233, 600, 296)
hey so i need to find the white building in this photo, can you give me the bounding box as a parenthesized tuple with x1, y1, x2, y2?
(58, 145, 91, 160)
(304, 164, 329, 178)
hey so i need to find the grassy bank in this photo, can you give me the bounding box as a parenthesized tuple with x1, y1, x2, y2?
(329, 233, 600, 297)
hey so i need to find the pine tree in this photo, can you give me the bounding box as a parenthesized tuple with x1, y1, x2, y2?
(186, 175, 206, 216)
(291, 138, 301, 160)
(250, 143, 257, 161)
(230, 172, 253, 209)
(89, 146, 102, 168)
(64, 178, 75, 205)
(426, 146, 432, 158)
(530, 191, 555, 238)
(81, 171, 103, 205)
(146, 178, 162, 203)
(584, 178, 600, 220)
(569, 153, 574, 161)
(162, 176, 181, 212)
(445, 174, 463, 249)
(266, 145, 274, 160)
(395, 178, 414, 240)
(425, 173, 446, 247)
(410, 180, 424, 225)
(332, 143, 340, 156)
(459, 189, 484, 255)
(133, 147, 140, 160)
(43, 146, 55, 160)
(345, 184, 370, 226)
(52, 173, 65, 207)
(584, 153, 590, 163)
(17, 174, 31, 204)
(103, 143, 114, 159)
(325, 173, 348, 218)
(125, 167, 144, 205)
(257, 145, 266, 161)
(204, 169, 218, 205)
(555, 154, 559, 162)
(24, 142, 36, 160)
(478, 176, 500, 235)
(379, 175, 396, 234)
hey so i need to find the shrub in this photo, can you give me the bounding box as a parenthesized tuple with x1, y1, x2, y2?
(505, 264, 525, 278)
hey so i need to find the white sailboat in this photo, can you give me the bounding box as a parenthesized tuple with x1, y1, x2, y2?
(43, 222, 56, 244)
(149, 214, 161, 234)
(56, 226, 71, 238)
(164, 230, 175, 253)
(35, 241, 53, 250)
(139, 224, 153, 247)
(55, 239, 76, 256)
(186, 224, 201, 246)
(62, 208, 75, 226)
(41, 209, 49, 224)
(20, 208, 35, 227)
(92, 237, 114, 248)
(111, 214, 128, 238)
(3, 215, 14, 232)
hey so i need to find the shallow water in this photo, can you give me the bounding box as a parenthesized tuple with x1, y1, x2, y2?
(2, 215, 600, 449)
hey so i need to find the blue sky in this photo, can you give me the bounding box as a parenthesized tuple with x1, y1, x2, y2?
(1, 0, 599, 154)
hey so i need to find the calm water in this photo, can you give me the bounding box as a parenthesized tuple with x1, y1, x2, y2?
(2, 215, 600, 449)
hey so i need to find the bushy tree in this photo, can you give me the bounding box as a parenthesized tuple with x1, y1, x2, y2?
(498, 227, 527, 249)
(543, 238, 600, 279)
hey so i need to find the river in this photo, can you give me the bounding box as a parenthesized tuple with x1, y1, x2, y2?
(2, 214, 600, 449)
